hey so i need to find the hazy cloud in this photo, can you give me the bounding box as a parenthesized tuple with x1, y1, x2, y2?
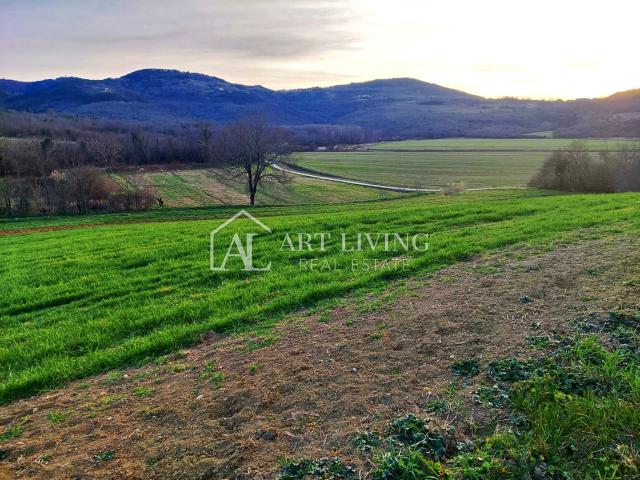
(1, 0, 639, 98)
(1, 0, 362, 82)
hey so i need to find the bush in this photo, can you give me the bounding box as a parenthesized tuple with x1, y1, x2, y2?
(529, 141, 640, 193)
(373, 448, 447, 480)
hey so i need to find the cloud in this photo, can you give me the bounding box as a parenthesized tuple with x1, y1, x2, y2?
(1, 0, 362, 80)
(2, 0, 639, 97)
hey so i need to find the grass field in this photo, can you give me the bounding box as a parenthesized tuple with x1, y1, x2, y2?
(2, 190, 640, 403)
(295, 150, 549, 188)
(0, 196, 422, 232)
(296, 138, 640, 189)
(371, 138, 634, 151)
(115, 168, 399, 208)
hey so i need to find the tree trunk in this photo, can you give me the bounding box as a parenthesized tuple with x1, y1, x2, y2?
(42, 177, 51, 213)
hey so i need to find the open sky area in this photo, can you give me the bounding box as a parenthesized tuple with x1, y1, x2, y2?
(2, 0, 639, 99)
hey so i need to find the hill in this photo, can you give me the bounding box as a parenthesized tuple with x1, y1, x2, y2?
(1, 69, 639, 138)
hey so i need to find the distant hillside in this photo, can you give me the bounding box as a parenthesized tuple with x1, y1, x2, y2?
(1, 69, 639, 138)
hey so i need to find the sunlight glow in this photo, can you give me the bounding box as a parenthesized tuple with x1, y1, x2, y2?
(333, 0, 640, 98)
(1, 0, 638, 98)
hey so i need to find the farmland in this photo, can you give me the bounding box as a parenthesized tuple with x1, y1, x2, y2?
(1, 189, 640, 404)
(295, 150, 548, 188)
(295, 138, 639, 189)
(2, 137, 640, 479)
(4, 4, 640, 476)
(370, 138, 626, 151)
(114, 168, 400, 207)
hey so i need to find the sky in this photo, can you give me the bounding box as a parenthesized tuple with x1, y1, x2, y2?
(1, 0, 639, 99)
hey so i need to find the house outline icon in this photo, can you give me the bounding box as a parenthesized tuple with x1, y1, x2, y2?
(210, 210, 272, 271)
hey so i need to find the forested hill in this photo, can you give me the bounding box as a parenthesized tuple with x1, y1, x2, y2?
(1, 69, 639, 138)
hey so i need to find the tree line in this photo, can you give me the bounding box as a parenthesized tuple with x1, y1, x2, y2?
(0, 111, 298, 215)
(529, 141, 640, 193)
(0, 110, 218, 215)
(0, 137, 158, 216)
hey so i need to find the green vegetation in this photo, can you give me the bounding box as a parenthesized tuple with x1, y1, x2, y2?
(200, 362, 224, 388)
(93, 450, 115, 463)
(46, 411, 68, 424)
(296, 138, 639, 189)
(248, 363, 260, 374)
(278, 457, 357, 479)
(0, 195, 417, 231)
(0, 424, 23, 442)
(2, 190, 640, 403)
(131, 386, 155, 398)
(254, 173, 398, 204)
(295, 151, 549, 188)
(146, 172, 217, 205)
(371, 138, 628, 152)
(451, 359, 481, 377)
(280, 306, 640, 479)
(115, 167, 399, 208)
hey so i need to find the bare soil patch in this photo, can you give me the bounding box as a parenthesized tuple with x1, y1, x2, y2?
(1, 236, 638, 479)
(0, 225, 94, 236)
(0, 220, 167, 237)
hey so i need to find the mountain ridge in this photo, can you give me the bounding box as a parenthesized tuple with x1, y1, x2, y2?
(3, 68, 633, 100)
(1, 69, 639, 138)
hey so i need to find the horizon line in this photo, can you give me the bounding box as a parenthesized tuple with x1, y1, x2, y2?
(2, 67, 632, 102)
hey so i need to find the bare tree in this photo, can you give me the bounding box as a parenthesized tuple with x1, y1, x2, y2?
(37, 137, 54, 213)
(200, 124, 214, 163)
(0, 138, 13, 215)
(88, 134, 122, 168)
(130, 132, 148, 164)
(218, 116, 290, 205)
(529, 141, 640, 193)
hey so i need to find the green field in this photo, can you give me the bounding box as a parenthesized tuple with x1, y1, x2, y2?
(295, 151, 549, 188)
(296, 138, 640, 189)
(2, 190, 640, 403)
(115, 168, 399, 208)
(371, 138, 633, 151)
(0, 196, 421, 232)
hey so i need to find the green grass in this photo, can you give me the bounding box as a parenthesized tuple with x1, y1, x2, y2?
(451, 331, 640, 479)
(146, 172, 215, 205)
(114, 167, 399, 208)
(295, 138, 640, 189)
(250, 173, 399, 204)
(508, 341, 640, 478)
(371, 138, 635, 151)
(283, 308, 640, 479)
(0, 193, 417, 232)
(0, 424, 23, 442)
(295, 150, 550, 188)
(1, 190, 640, 403)
(46, 411, 68, 424)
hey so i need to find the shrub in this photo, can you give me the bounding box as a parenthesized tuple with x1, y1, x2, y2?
(373, 448, 446, 480)
(529, 141, 640, 193)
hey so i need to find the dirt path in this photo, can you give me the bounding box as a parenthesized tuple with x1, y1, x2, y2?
(272, 163, 442, 192)
(0, 236, 638, 479)
(273, 163, 529, 192)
